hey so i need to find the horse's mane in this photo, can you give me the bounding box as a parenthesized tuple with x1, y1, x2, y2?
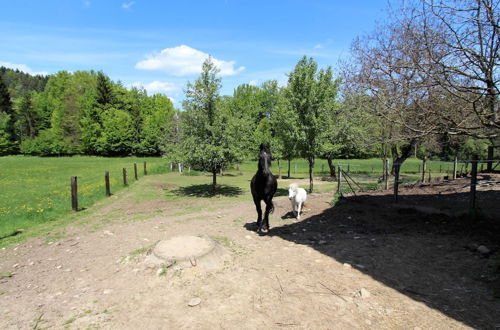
(258, 143, 272, 173)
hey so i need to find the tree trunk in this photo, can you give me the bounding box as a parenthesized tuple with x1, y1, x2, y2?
(277, 159, 281, 179)
(287, 158, 291, 178)
(308, 156, 314, 193)
(212, 169, 217, 195)
(327, 157, 336, 178)
(487, 145, 494, 171)
(391, 139, 418, 174)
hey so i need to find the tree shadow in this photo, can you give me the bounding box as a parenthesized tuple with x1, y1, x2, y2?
(244, 189, 500, 329)
(172, 184, 244, 197)
(274, 187, 289, 197)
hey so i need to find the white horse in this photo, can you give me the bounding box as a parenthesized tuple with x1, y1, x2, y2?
(288, 183, 307, 219)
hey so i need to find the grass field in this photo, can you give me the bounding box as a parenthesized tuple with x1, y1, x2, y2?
(0, 155, 454, 245)
(0, 156, 171, 240)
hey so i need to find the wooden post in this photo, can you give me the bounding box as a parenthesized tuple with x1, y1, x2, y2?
(134, 163, 138, 180)
(371, 165, 374, 173)
(428, 169, 432, 182)
(144, 161, 147, 175)
(71, 176, 78, 211)
(393, 163, 400, 202)
(470, 155, 478, 212)
(123, 168, 127, 186)
(294, 163, 297, 175)
(418, 164, 420, 174)
(487, 146, 493, 171)
(421, 157, 427, 183)
(337, 165, 342, 193)
(439, 164, 442, 173)
(105, 171, 111, 196)
(347, 164, 350, 174)
(384, 159, 389, 190)
(453, 157, 458, 180)
(480, 163, 484, 172)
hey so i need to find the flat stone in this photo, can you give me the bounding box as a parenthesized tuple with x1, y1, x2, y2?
(188, 297, 201, 307)
(477, 245, 490, 255)
(360, 288, 371, 299)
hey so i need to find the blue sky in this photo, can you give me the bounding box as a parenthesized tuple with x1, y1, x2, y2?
(0, 0, 389, 106)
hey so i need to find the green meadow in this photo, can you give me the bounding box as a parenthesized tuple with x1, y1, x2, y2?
(0, 156, 170, 240)
(0, 156, 453, 244)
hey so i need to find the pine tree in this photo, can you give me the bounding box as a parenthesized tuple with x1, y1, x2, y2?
(0, 77, 15, 139)
(96, 71, 114, 108)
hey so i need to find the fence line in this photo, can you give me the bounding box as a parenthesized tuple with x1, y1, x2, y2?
(70, 162, 151, 212)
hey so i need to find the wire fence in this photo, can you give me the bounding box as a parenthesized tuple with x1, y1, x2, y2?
(333, 157, 500, 214)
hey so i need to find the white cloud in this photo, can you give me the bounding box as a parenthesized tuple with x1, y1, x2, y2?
(130, 80, 180, 95)
(0, 61, 48, 76)
(135, 45, 245, 76)
(122, 1, 135, 9)
(314, 44, 323, 49)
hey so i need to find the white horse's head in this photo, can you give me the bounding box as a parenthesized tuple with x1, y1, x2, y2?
(288, 183, 299, 200)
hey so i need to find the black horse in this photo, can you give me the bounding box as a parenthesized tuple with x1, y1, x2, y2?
(250, 143, 278, 233)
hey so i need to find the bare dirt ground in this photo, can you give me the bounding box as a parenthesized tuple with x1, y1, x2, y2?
(1, 174, 499, 329)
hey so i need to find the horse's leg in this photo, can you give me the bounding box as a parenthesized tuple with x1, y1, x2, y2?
(262, 198, 273, 231)
(253, 197, 262, 228)
(291, 200, 296, 218)
(297, 202, 302, 220)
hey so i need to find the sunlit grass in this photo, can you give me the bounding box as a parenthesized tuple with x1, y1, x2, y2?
(0, 155, 170, 240)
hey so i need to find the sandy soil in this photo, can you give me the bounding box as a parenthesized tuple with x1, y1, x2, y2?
(1, 174, 499, 329)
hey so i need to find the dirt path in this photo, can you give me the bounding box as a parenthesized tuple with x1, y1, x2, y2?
(1, 175, 499, 329)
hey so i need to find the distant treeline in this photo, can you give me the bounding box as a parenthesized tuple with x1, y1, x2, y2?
(0, 67, 175, 156)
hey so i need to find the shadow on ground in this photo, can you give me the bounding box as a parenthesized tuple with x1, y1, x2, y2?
(171, 184, 244, 198)
(246, 190, 500, 329)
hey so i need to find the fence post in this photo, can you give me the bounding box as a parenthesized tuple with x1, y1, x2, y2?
(371, 165, 374, 173)
(439, 164, 442, 173)
(347, 164, 351, 174)
(421, 157, 427, 183)
(384, 159, 389, 190)
(144, 161, 147, 175)
(393, 163, 400, 202)
(294, 163, 297, 175)
(480, 163, 484, 172)
(134, 163, 138, 180)
(470, 155, 478, 212)
(71, 176, 78, 211)
(428, 169, 432, 182)
(105, 171, 111, 196)
(337, 165, 342, 193)
(123, 168, 127, 186)
(453, 156, 458, 179)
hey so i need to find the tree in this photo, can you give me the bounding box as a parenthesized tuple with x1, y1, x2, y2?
(96, 71, 114, 108)
(409, 0, 499, 138)
(180, 57, 244, 194)
(0, 77, 14, 139)
(285, 56, 340, 192)
(347, 0, 499, 171)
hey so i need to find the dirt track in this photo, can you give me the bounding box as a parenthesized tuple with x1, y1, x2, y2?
(1, 175, 499, 329)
